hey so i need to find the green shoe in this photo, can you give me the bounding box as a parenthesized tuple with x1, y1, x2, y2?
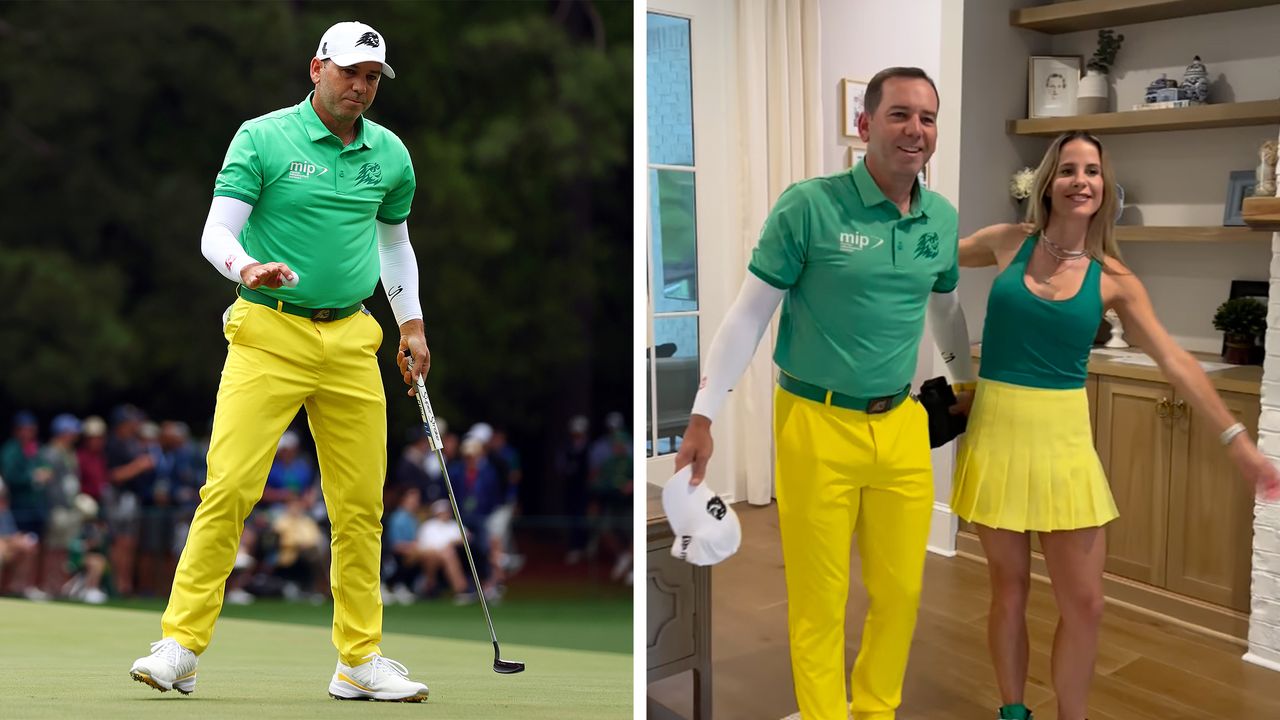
(997, 704, 1032, 720)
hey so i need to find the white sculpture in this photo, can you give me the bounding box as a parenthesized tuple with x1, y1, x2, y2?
(1105, 309, 1129, 348)
(1256, 140, 1278, 197)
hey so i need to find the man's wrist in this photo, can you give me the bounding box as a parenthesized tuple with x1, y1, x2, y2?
(952, 381, 977, 393)
(399, 317, 425, 335)
(688, 413, 712, 430)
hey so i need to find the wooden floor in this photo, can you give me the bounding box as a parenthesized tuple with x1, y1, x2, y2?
(648, 502, 1280, 719)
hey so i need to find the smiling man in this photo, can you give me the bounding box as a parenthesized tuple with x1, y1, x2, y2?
(128, 21, 432, 702)
(675, 67, 976, 720)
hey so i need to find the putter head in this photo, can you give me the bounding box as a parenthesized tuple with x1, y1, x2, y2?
(492, 643, 525, 674)
(493, 658, 525, 674)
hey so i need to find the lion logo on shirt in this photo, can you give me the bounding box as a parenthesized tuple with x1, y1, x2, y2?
(914, 232, 940, 259)
(355, 162, 382, 187)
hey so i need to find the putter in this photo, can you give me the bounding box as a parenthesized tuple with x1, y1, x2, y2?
(406, 358, 525, 675)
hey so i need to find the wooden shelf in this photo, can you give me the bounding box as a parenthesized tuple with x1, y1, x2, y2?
(1114, 226, 1271, 242)
(1010, 0, 1280, 34)
(1242, 197, 1280, 230)
(1008, 99, 1280, 136)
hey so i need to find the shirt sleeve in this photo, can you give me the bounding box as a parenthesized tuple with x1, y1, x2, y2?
(213, 124, 263, 205)
(378, 145, 416, 224)
(933, 246, 959, 293)
(931, 199, 960, 293)
(747, 184, 810, 290)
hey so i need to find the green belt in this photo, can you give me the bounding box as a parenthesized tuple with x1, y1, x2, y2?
(237, 285, 363, 322)
(777, 372, 911, 414)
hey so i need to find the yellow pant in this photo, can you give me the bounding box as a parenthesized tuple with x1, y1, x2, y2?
(774, 386, 934, 720)
(162, 298, 387, 665)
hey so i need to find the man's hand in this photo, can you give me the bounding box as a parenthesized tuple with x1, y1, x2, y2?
(396, 318, 431, 396)
(240, 262, 298, 289)
(950, 390, 974, 417)
(674, 414, 714, 486)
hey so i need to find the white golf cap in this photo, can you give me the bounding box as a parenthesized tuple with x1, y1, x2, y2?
(316, 21, 396, 79)
(661, 466, 741, 566)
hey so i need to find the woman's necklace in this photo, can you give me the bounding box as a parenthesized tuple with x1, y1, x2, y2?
(1034, 232, 1088, 284)
(1041, 231, 1089, 260)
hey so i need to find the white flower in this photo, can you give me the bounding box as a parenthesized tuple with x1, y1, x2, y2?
(1010, 167, 1036, 200)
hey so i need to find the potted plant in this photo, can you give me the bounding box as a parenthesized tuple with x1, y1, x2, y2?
(1213, 297, 1267, 364)
(1078, 29, 1124, 115)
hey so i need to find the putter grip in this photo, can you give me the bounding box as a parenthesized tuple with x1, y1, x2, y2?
(406, 358, 444, 450)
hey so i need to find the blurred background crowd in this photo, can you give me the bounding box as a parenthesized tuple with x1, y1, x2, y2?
(0, 406, 633, 607)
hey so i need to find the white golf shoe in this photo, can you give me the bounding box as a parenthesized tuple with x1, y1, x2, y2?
(129, 638, 198, 694)
(328, 653, 429, 702)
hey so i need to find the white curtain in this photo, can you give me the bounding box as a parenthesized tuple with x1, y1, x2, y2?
(733, 0, 824, 505)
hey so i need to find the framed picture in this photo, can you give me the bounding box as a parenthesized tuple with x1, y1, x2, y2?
(1223, 170, 1257, 226)
(1222, 279, 1268, 360)
(1027, 56, 1080, 118)
(842, 78, 868, 144)
(918, 162, 930, 190)
(847, 145, 866, 169)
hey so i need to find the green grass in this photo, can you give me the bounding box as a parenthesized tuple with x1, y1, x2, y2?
(3, 597, 633, 719)
(98, 590, 632, 655)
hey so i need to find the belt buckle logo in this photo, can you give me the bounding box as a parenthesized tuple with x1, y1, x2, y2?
(867, 397, 891, 414)
(312, 309, 332, 321)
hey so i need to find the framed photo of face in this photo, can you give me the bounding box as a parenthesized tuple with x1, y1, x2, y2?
(1027, 56, 1081, 118)
(842, 78, 869, 146)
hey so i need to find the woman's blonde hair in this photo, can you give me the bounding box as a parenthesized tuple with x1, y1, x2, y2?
(1024, 131, 1123, 262)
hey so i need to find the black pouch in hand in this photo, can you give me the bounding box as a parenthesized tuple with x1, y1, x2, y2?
(917, 376, 968, 449)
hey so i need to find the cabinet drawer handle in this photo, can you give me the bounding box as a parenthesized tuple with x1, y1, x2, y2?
(1156, 397, 1170, 417)
(1171, 399, 1186, 419)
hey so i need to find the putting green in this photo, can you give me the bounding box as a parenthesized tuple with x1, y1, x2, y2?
(2, 599, 632, 719)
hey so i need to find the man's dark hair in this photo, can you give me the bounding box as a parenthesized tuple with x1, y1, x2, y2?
(864, 67, 939, 116)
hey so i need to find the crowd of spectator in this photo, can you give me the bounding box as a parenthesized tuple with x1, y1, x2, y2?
(0, 405, 634, 606)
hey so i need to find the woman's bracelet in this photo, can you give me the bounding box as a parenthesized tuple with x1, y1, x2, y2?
(1220, 422, 1248, 447)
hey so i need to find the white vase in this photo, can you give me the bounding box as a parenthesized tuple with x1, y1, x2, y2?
(1077, 70, 1109, 115)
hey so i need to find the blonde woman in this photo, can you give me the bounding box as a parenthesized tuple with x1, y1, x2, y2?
(954, 130, 1280, 720)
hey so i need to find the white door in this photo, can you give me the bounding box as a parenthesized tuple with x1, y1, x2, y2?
(644, 0, 736, 497)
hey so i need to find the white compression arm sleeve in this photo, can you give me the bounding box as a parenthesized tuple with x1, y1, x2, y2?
(200, 196, 256, 283)
(688, 273, 785, 423)
(926, 289, 977, 384)
(377, 220, 423, 326)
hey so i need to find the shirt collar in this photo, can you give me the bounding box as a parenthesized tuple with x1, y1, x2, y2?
(299, 92, 373, 149)
(850, 159, 930, 219)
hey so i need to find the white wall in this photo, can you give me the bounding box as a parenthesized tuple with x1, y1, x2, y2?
(956, 3, 1280, 353)
(820, 0, 943, 176)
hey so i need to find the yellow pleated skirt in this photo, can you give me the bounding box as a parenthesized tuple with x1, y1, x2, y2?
(952, 378, 1119, 532)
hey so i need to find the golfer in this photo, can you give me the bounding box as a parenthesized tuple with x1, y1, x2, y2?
(129, 21, 431, 702)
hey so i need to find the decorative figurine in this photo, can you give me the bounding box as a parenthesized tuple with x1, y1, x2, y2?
(1104, 309, 1129, 349)
(1257, 140, 1278, 197)
(1143, 74, 1178, 103)
(1181, 55, 1210, 102)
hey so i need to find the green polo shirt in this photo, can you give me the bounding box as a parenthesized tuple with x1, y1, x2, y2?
(748, 161, 959, 398)
(213, 93, 416, 309)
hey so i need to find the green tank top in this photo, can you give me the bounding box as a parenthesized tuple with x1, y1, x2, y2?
(979, 236, 1103, 389)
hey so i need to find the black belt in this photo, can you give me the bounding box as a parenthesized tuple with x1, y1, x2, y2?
(777, 372, 910, 414)
(237, 285, 362, 322)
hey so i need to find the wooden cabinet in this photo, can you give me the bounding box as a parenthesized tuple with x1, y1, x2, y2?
(1166, 390, 1260, 611)
(1095, 377, 1172, 586)
(1093, 376, 1258, 612)
(647, 484, 712, 720)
